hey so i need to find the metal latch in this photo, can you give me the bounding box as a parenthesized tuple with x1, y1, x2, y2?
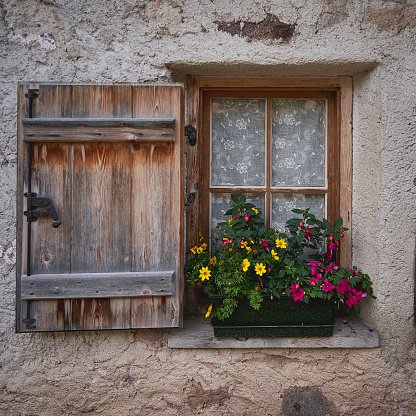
(24, 192, 62, 228)
(185, 125, 197, 146)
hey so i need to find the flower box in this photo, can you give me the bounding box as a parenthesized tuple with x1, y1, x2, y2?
(209, 294, 335, 338)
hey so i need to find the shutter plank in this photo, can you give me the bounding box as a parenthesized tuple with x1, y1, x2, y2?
(22, 84, 72, 331)
(131, 85, 184, 328)
(23, 117, 175, 142)
(21, 271, 174, 299)
(71, 85, 133, 329)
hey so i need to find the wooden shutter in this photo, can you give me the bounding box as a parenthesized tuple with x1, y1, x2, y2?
(16, 83, 184, 332)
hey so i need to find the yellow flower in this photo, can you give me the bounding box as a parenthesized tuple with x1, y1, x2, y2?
(199, 267, 211, 281)
(229, 248, 233, 252)
(205, 304, 212, 318)
(228, 218, 233, 225)
(201, 243, 207, 251)
(246, 246, 252, 253)
(219, 261, 223, 266)
(196, 246, 203, 254)
(271, 249, 279, 260)
(210, 256, 217, 265)
(241, 240, 247, 248)
(242, 258, 250, 272)
(255, 263, 266, 276)
(199, 233, 204, 241)
(252, 208, 259, 214)
(275, 238, 287, 249)
(190, 246, 198, 254)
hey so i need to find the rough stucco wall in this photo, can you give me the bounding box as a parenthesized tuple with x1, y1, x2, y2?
(0, 0, 415, 415)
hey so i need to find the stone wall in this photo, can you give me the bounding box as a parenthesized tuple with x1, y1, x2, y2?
(1, 1, 415, 414)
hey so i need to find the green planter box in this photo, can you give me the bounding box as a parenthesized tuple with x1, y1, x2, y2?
(210, 294, 335, 338)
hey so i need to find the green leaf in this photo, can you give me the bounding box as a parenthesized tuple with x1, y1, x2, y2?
(322, 218, 331, 230)
(333, 217, 343, 230)
(231, 194, 239, 203)
(291, 208, 304, 214)
(225, 208, 234, 216)
(238, 195, 246, 205)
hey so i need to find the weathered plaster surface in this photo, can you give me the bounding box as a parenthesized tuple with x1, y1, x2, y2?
(1, 0, 415, 414)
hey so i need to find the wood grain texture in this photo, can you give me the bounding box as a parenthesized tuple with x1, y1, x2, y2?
(168, 315, 379, 349)
(23, 117, 175, 142)
(21, 271, 174, 299)
(131, 85, 184, 328)
(198, 76, 346, 89)
(17, 83, 184, 332)
(339, 77, 353, 267)
(70, 84, 132, 329)
(23, 84, 73, 332)
(185, 76, 205, 314)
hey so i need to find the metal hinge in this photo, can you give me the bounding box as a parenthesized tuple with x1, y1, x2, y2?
(185, 125, 197, 146)
(24, 192, 62, 228)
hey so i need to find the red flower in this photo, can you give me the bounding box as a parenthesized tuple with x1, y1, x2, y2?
(290, 283, 305, 302)
(322, 279, 335, 293)
(336, 278, 351, 294)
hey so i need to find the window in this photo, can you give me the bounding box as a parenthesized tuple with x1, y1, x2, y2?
(185, 77, 352, 313)
(201, 90, 339, 253)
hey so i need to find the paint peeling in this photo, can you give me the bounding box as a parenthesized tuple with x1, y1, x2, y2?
(363, 4, 416, 34)
(216, 14, 295, 42)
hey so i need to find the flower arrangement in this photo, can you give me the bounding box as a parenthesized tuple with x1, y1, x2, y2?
(186, 194, 374, 320)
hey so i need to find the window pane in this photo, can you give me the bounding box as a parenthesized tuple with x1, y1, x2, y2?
(271, 99, 326, 187)
(210, 192, 265, 250)
(211, 99, 266, 187)
(271, 193, 325, 233)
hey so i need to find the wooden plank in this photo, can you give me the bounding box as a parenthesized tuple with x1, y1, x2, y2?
(71, 298, 111, 330)
(131, 85, 184, 328)
(21, 84, 73, 332)
(16, 83, 28, 332)
(23, 117, 175, 142)
(198, 76, 345, 89)
(339, 77, 353, 268)
(21, 271, 174, 299)
(168, 316, 379, 349)
(185, 76, 205, 314)
(131, 296, 175, 328)
(70, 85, 133, 330)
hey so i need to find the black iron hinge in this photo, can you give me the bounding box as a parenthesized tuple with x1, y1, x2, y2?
(185, 125, 197, 146)
(24, 192, 62, 228)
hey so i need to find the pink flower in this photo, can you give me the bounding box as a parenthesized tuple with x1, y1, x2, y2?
(346, 291, 359, 307)
(244, 214, 250, 222)
(290, 283, 304, 302)
(260, 240, 270, 249)
(322, 279, 335, 293)
(352, 289, 364, 302)
(299, 221, 303, 227)
(310, 277, 318, 286)
(336, 279, 351, 294)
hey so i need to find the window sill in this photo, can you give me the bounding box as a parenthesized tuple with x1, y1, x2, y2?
(168, 315, 379, 349)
